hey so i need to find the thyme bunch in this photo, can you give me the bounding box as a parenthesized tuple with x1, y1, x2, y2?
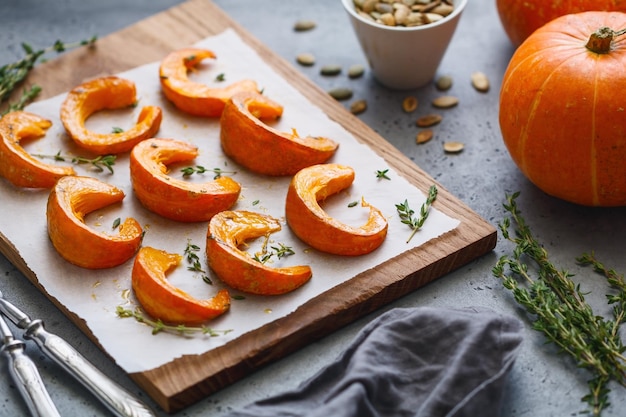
(493, 192, 626, 416)
(1, 37, 97, 114)
(116, 306, 232, 337)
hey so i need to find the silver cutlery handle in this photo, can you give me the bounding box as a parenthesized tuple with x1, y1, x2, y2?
(2, 339, 61, 417)
(24, 320, 156, 417)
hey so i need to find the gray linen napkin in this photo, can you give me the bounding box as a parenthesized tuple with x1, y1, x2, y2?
(225, 306, 524, 417)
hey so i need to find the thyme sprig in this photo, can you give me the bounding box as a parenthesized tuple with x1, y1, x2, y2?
(184, 240, 205, 273)
(1, 37, 97, 114)
(181, 165, 236, 179)
(253, 236, 295, 264)
(493, 192, 626, 417)
(116, 306, 232, 337)
(33, 151, 116, 173)
(395, 185, 438, 243)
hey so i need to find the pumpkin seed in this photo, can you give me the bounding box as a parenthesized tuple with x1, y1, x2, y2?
(416, 113, 442, 127)
(435, 75, 453, 91)
(348, 64, 365, 78)
(471, 71, 490, 92)
(350, 99, 368, 114)
(432, 95, 459, 108)
(320, 65, 342, 76)
(294, 20, 316, 31)
(329, 87, 354, 101)
(416, 129, 433, 144)
(402, 96, 418, 112)
(296, 53, 316, 66)
(443, 141, 464, 153)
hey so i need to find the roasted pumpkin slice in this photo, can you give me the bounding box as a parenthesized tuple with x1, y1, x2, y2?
(220, 91, 339, 176)
(60, 76, 162, 155)
(132, 246, 230, 325)
(47, 175, 143, 269)
(207, 210, 312, 295)
(285, 164, 388, 256)
(0, 111, 75, 188)
(159, 47, 258, 117)
(130, 138, 241, 222)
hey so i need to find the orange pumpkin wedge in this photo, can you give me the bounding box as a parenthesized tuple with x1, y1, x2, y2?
(132, 246, 230, 325)
(0, 111, 75, 188)
(207, 211, 312, 295)
(285, 164, 388, 256)
(130, 138, 241, 222)
(60, 76, 162, 155)
(159, 47, 258, 117)
(220, 91, 339, 176)
(47, 175, 143, 269)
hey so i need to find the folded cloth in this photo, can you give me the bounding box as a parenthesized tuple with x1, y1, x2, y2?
(225, 306, 524, 417)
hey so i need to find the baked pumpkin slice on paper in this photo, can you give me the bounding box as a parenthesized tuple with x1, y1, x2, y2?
(60, 76, 162, 155)
(46, 175, 143, 269)
(132, 246, 230, 325)
(220, 91, 339, 176)
(285, 164, 388, 256)
(0, 111, 75, 188)
(159, 47, 258, 117)
(130, 138, 241, 222)
(207, 210, 312, 295)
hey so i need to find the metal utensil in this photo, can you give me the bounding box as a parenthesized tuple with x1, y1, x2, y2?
(0, 290, 156, 417)
(0, 313, 61, 417)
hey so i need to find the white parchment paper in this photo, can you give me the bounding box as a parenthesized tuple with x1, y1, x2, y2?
(0, 29, 459, 373)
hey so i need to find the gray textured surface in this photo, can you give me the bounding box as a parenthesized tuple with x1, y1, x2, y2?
(1, 0, 625, 416)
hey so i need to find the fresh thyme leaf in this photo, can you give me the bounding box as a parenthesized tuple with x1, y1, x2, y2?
(111, 126, 124, 134)
(376, 169, 390, 180)
(493, 192, 626, 417)
(252, 200, 260, 206)
(348, 201, 358, 208)
(232, 295, 246, 300)
(215, 73, 226, 82)
(33, 151, 116, 174)
(112, 217, 121, 229)
(395, 185, 438, 243)
(116, 306, 232, 337)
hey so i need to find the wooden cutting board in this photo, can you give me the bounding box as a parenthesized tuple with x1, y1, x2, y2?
(0, 0, 496, 412)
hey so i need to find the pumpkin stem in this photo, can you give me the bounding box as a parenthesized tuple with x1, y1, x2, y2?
(585, 26, 626, 54)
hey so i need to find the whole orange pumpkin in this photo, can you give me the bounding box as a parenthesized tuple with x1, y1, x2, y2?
(499, 12, 626, 207)
(496, 0, 626, 46)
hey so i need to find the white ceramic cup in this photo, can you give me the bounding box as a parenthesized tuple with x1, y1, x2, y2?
(342, 0, 468, 90)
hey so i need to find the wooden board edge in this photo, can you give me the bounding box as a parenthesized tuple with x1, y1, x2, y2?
(1, 0, 499, 412)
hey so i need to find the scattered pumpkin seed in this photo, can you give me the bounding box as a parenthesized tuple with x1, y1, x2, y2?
(294, 20, 316, 31)
(296, 53, 316, 66)
(471, 71, 490, 92)
(416, 114, 443, 127)
(320, 65, 342, 76)
(432, 95, 459, 108)
(435, 75, 453, 91)
(350, 99, 368, 114)
(348, 64, 365, 79)
(402, 96, 418, 113)
(443, 141, 464, 153)
(416, 129, 433, 144)
(329, 87, 354, 101)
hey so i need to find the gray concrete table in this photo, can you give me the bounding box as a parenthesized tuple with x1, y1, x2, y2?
(1, 1, 625, 416)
